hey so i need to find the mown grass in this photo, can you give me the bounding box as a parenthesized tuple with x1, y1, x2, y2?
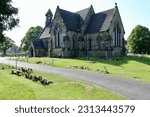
(0, 64, 126, 100)
(16, 55, 150, 83)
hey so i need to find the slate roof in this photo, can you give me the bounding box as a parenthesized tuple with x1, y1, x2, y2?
(86, 8, 115, 33)
(32, 39, 45, 49)
(59, 8, 81, 31)
(39, 27, 51, 39)
(58, 6, 115, 34)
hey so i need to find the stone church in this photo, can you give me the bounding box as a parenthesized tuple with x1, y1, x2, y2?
(29, 4, 126, 58)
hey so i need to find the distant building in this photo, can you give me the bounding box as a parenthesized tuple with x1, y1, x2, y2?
(29, 4, 126, 58)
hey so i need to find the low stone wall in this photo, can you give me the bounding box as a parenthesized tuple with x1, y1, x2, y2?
(51, 47, 124, 58)
(51, 48, 62, 57)
(113, 47, 122, 56)
(87, 51, 105, 58)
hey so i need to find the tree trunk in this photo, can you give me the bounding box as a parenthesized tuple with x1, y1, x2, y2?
(3, 49, 6, 56)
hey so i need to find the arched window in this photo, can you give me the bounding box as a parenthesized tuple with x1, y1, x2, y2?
(54, 26, 61, 48)
(58, 32, 60, 47)
(88, 36, 92, 50)
(72, 35, 76, 50)
(114, 24, 121, 47)
(78, 36, 85, 51)
(63, 36, 70, 48)
(97, 35, 101, 50)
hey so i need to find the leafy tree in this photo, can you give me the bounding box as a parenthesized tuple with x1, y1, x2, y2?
(20, 26, 43, 51)
(0, 36, 16, 55)
(127, 25, 150, 54)
(0, 0, 19, 42)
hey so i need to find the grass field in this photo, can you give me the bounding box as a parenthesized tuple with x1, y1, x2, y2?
(0, 64, 126, 100)
(17, 55, 150, 83)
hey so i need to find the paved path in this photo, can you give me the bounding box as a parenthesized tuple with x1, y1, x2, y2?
(0, 57, 150, 100)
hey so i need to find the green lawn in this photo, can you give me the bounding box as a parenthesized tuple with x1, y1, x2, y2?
(17, 55, 150, 83)
(0, 64, 126, 100)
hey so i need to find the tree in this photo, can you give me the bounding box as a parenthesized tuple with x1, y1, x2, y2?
(20, 26, 43, 51)
(127, 25, 150, 54)
(0, 0, 19, 42)
(0, 36, 16, 55)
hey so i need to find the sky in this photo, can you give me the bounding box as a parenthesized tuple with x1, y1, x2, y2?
(4, 0, 150, 46)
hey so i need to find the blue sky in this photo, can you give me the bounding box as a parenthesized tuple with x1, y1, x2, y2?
(4, 0, 150, 46)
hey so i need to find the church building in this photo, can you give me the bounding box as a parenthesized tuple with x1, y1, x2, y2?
(29, 4, 126, 58)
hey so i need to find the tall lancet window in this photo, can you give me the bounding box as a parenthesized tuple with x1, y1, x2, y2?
(114, 24, 121, 47)
(54, 26, 61, 48)
(88, 36, 92, 51)
(58, 32, 60, 47)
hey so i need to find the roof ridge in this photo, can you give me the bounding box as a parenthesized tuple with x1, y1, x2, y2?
(59, 8, 79, 16)
(96, 7, 115, 14)
(75, 6, 93, 21)
(75, 6, 91, 13)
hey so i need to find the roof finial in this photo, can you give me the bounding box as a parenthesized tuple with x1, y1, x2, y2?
(115, 3, 117, 7)
(57, 5, 59, 9)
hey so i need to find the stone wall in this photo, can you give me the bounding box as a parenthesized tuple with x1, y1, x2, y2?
(48, 6, 125, 58)
(109, 7, 125, 48)
(42, 38, 49, 56)
(49, 9, 67, 57)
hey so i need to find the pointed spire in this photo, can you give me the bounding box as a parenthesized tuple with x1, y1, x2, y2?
(45, 9, 53, 16)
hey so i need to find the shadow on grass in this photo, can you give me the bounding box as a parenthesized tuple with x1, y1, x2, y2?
(127, 55, 150, 65)
(24, 55, 150, 67)
(73, 55, 150, 67)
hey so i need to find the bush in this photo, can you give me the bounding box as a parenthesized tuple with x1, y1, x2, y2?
(36, 61, 42, 64)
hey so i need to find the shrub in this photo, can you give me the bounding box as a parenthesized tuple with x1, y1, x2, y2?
(36, 61, 42, 64)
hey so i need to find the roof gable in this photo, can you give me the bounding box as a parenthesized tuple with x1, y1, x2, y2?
(39, 27, 51, 39)
(76, 6, 91, 21)
(86, 8, 115, 33)
(114, 6, 125, 33)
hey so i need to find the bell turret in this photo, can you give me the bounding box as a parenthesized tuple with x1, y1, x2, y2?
(45, 9, 53, 27)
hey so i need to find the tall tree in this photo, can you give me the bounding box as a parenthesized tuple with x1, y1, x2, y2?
(20, 26, 43, 51)
(0, 36, 16, 55)
(0, 0, 19, 42)
(127, 25, 150, 54)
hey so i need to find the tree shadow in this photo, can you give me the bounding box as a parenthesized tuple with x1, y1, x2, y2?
(126, 55, 150, 66)
(73, 55, 150, 67)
